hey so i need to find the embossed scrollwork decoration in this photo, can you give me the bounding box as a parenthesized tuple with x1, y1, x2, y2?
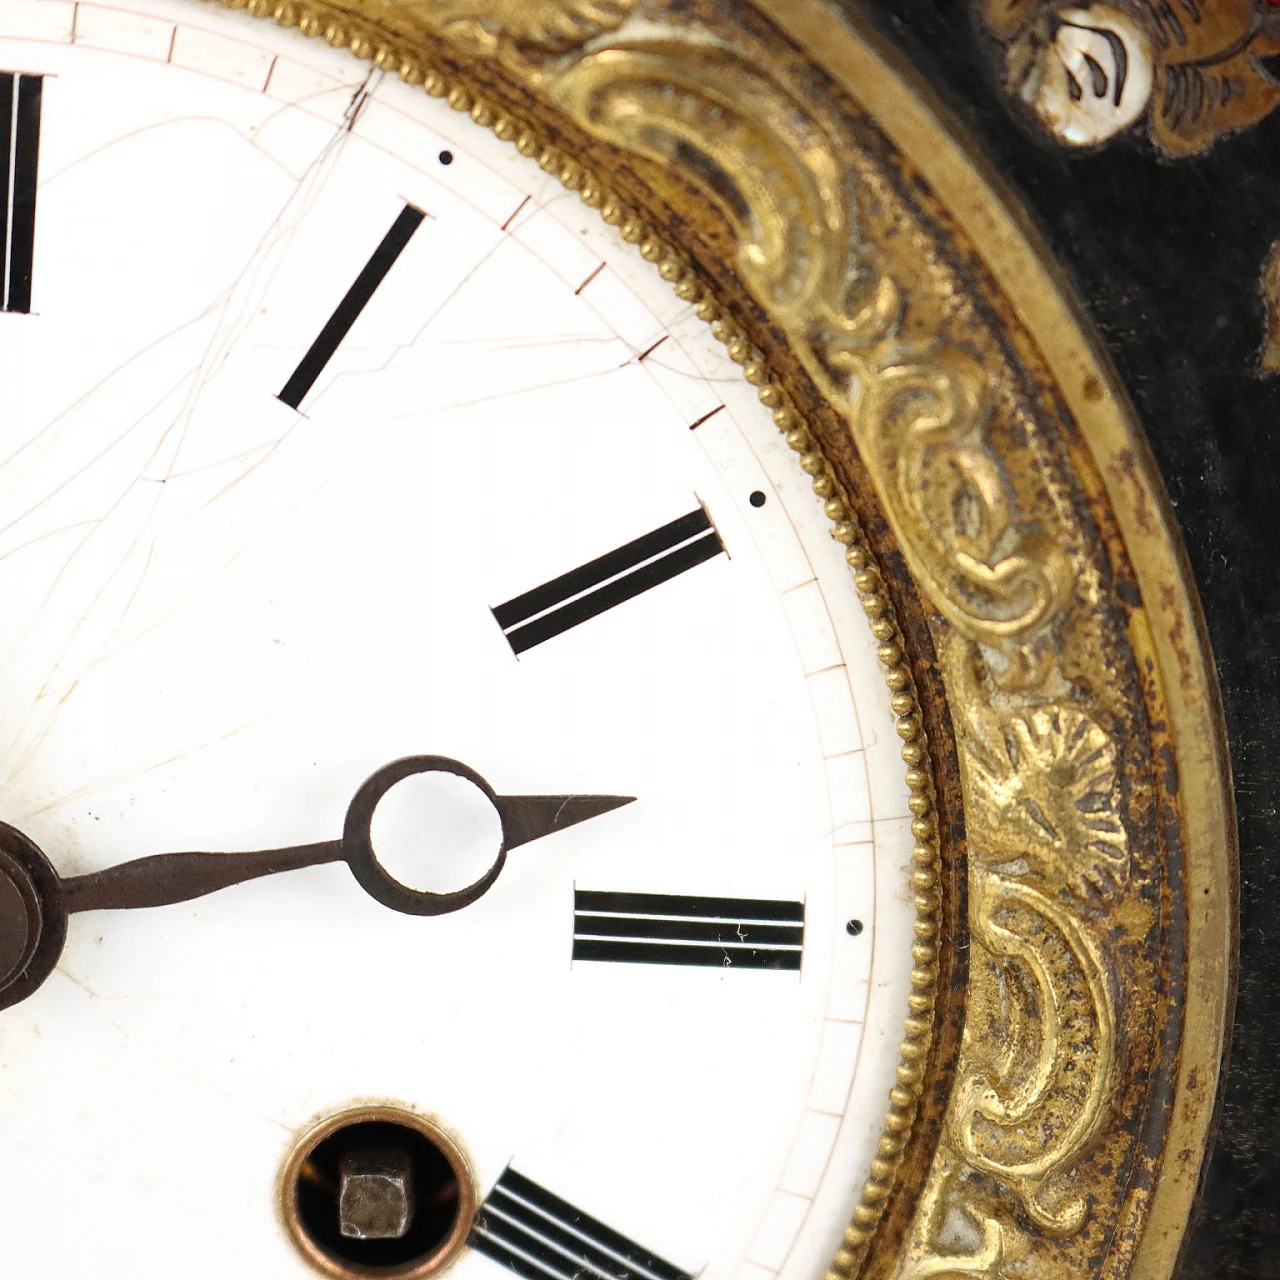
(401, 0, 640, 64)
(856, 351, 1073, 691)
(551, 42, 874, 359)
(954, 871, 1117, 1235)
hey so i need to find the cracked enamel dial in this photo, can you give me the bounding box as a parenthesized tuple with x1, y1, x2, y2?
(0, 0, 916, 1275)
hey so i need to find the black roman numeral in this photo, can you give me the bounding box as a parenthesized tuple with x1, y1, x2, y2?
(278, 202, 425, 409)
(470, 1167, 693, 1280)
(492, 508, 724, 655)
(1, 71, 43, 315)
(573, 890, 805, 971)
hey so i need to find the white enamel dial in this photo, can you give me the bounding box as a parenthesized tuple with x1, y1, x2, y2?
(0, 2, 917, 1276)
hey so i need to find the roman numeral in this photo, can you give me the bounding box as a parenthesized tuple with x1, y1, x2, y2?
(492, 508, 724, 655)
(573, 890, 805, 971)
(1, 71, 44, 315)
(278, 202, 425, 409)
(470, 1167, 693, 1280)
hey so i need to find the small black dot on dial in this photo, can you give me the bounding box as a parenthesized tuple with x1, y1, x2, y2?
(749, 490, 767, 508)
(438, 150, 454, 165)
(845, 919, 864, 937)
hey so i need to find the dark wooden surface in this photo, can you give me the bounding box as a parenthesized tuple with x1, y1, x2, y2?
(854, 3, 1280, 1275)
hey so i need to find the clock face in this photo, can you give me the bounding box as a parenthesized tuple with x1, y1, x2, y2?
(0, 1, 917, 1276)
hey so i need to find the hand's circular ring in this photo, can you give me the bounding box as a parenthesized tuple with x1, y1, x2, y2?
(341, 755, 509, 917)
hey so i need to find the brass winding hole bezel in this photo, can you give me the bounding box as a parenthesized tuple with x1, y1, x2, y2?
(204, 2, 950, 1253)
(280, 1105, 477, 1280)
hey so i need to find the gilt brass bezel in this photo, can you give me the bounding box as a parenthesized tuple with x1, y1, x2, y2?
(183, 1, 1235, 1278)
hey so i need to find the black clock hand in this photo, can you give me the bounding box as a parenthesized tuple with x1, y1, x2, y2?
(0, 755, 634, 1013)
(61, 839, 347, 914)
(60, 784, 633, 915)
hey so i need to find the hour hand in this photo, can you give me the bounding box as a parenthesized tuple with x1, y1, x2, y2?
(60, 780, 633, 916)
(0, 756, 634, 1013)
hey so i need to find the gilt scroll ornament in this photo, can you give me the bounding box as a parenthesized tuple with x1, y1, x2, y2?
(395, 0, 640, 63)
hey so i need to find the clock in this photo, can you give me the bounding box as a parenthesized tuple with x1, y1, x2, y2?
(0, 1, 1235, 1279)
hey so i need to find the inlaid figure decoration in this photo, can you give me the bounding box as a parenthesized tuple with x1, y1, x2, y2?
(983, 0, 1280, 152)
